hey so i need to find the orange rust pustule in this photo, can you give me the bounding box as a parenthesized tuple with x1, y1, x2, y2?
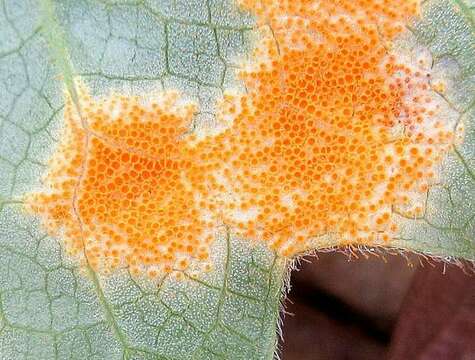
(191, 0, 453, 256)
(25, 88, 213, 277)
(25, 0, 456, 277)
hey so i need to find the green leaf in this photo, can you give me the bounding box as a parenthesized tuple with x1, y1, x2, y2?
(0, 1, 473, 360)
(390, 0, 475, 260)
(307, 0, 475, 261)
(0, 0, 284, 358)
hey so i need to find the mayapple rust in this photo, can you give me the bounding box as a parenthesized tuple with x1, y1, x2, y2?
(26, 0, 457, 278)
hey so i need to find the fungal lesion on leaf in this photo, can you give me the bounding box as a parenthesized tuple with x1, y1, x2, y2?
(24, 82, 218, 280)
(24, 0, 465, 279)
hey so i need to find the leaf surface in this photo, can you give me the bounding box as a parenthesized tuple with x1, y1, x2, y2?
(0, 0, 284, 358)
(390, 0, 475, 259)
(0, 0, 473, 359)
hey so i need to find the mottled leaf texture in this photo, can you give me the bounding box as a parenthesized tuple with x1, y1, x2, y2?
(390, 0, 475, 260)
(0, 1, 473, 360)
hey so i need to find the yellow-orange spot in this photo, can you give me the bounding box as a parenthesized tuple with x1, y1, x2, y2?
(25, 86, 213, 277)
(25, 0, 457, 278)
(194, 0, 454, 255)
